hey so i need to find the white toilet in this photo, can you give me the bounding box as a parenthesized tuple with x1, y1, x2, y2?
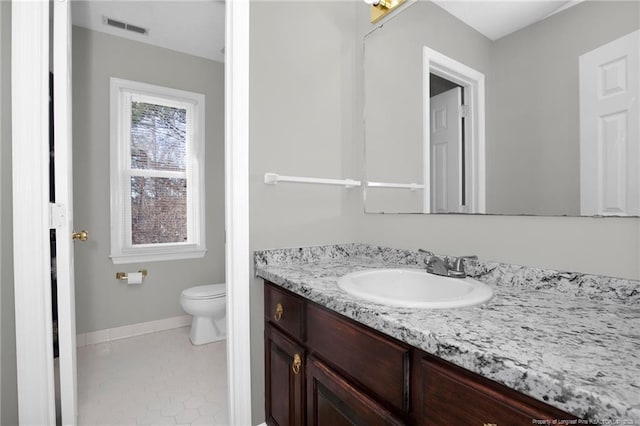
(180, 283, 226, 345)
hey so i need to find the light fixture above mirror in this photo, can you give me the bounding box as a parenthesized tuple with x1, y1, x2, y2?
(365, 0, 407, 23)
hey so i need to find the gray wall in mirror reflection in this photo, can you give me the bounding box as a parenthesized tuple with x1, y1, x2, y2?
(364, 0, 640, 216)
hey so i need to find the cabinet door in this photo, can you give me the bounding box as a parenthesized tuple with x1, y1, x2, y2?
(265, 324, 305, 426)
(421, 356, 578, 426)
(307, 356, 405, 426)
(306, 303, 411, 413)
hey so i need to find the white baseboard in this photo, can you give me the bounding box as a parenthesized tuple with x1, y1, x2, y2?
(76, 314, 192, 347)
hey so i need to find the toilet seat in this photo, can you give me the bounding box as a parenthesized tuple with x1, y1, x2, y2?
(181, 284, 226, 300)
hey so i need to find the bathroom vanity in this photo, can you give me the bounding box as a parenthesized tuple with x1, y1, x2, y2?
(264, 281, 575, 425)
(256, 244, 640, 425)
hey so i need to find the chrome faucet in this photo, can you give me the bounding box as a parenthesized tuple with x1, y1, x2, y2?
(418, 250, 477, 278)
(448, 255, 478, 278)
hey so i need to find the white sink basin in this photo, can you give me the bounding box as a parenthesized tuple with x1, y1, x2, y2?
(337, 268, 493, 309)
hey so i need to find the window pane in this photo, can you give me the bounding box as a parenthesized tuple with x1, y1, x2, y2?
(131, 176, 187, 245)
(131, 101, 187, 171)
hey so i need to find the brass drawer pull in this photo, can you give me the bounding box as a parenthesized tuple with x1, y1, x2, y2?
(274, 303, 284, 321)
(292, 353, 301, 375)
(484, 423, 497, 426)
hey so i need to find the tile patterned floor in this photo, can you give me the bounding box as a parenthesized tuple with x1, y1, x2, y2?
(77, 327, 228, 425)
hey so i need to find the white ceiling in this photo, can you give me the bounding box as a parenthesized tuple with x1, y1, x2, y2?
(71, 1, 225, 63)
(431, 0, 583, 41)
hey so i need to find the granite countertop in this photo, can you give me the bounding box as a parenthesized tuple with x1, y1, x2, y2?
(254, 244, 640, 424)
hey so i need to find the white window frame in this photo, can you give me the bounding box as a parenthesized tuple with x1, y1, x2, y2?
(110, 77, 206, 264)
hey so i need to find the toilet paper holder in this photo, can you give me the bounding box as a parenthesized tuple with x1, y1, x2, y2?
(115, 269, 148, 281)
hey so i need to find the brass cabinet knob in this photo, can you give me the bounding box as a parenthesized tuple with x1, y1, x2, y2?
(72, 230, 89, 241)
(291, 353, 301, 375)
(483, 423, 497, 426)
(274, 303, 283, 321)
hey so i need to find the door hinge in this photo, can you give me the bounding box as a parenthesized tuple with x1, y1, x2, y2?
(459, 104, 470, 118)
(49, 203, 66, 229)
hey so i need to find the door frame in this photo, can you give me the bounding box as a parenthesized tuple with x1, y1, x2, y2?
(11, 1, 57, 423)
(12, 0, 253, 424)
(225, 0, 253, 424)
(423, 46, 486, 214)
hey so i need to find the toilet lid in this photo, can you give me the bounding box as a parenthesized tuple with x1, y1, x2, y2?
(181, 283, 226, 300)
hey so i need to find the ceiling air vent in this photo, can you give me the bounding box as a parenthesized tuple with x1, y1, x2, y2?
(103, 16, 149, 36)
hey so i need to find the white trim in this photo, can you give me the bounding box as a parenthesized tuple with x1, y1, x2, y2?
(11, 2, 57, 423)
(76, 315, 192, 347)
(422, 53, 431, 214)
(225, 0, 252, 424)
(109, 78, 207, 264)
(111, 246, 207, 264)
(423, 46, 486, 214)
(53, 1, 78, 424)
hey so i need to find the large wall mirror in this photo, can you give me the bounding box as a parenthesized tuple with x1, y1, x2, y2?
(364, 0, 640, 216)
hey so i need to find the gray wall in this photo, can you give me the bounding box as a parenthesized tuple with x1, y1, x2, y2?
(249, 2, 359, 422)
(1, 1, 18, 424)
(488, 1, 640, 215)
(72, 26, 225, 333)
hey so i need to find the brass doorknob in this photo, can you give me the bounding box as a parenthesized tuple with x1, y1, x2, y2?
(72, 230, 89, 241)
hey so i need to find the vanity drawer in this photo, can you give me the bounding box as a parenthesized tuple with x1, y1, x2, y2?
(264, 282, 305, 340)
(306, 303, 411, 414)
(307, 355, 404, 426)
(421, 355, 577, 425)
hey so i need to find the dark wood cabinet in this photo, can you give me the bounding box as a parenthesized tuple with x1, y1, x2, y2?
(265, 323, 305, 426)
(306, 303, 411, 414)
(265, 281, 305, 341)
(420, 355, 575, 426)
(307, 355, 404, 426)
(264, 281, 578, 426)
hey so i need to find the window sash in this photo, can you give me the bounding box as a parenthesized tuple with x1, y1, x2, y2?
(110, 78, 206, 263)
(123, 95, 194, 249)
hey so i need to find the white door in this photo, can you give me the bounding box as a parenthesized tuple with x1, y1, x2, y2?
(430, 87, 463, 213)
(579, 30, 640, 216)
(53, 1, 78, 424)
